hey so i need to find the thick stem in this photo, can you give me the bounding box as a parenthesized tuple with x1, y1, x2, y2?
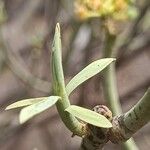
(51, 23, 86, 137)
(80, 89, 150, 149)
(109, 88, 150, 144)
(102, 29, 138, 149)
(103, 63, 122, 115)
(102, 31, 122, 115)
(123, 88, 150, 136)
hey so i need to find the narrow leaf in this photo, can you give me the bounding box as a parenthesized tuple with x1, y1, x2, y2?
(6, 97, 48, 110)
(51, 23, 66, 95)
(65, 105, 112, 128)
(19, 96, 60, 124)
(66, 58, 115, 95)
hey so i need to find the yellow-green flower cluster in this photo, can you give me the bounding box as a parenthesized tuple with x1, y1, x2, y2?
(74, 0, 137, 20)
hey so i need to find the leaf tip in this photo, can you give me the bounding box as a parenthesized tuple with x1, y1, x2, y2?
(106, 121, 112, 128)
(5, 107, 9, 110)
(5, 105, 13, 110)
(112, 58, 116, 62)
(19, 110, 27, 124)
(106, 58, 116, 62)
(55, 23, 60, 33)
(19, 119, 25, 124)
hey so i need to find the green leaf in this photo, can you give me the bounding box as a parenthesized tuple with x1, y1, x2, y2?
(5, 97, 48, 110)
(66, 58, 115, 95)
(65, 105, 112, 128)
(19, 96, 61, 124)
(51, 23, 66, 95)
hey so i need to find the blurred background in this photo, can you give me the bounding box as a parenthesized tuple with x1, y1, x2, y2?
(0, 0, 150, 149)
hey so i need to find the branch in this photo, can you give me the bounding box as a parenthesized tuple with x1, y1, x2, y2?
(80, 25, 139, 150)
(102, 32, 122, 115)
(80, 88, 150, 150)
(109, 88, 150, 143)
(102, 29, 138, 149)
(123, 88, 150, 135)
